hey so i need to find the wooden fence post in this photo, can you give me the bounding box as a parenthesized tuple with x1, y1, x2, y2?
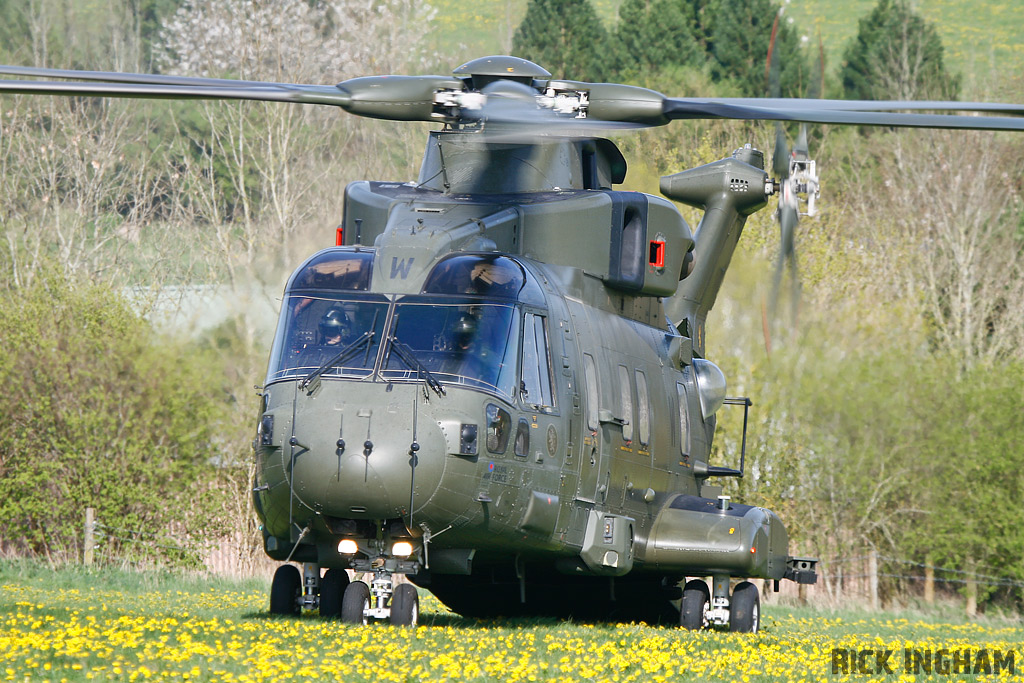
(924, 554, 935, 605)
(868, 550, 879, 610)
(966, 571, 978, 618)
(84, 508, 95, 567)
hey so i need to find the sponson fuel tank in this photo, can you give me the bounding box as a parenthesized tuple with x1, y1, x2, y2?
(645, 494, 789, 579)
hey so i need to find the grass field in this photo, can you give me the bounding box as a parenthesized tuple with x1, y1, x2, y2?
(785, 0, 1024, 87)
(425, 0, 1024, 87)
(2, 563, 1022, 682)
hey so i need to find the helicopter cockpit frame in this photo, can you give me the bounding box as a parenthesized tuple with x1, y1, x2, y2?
(267, 249, 554, 406)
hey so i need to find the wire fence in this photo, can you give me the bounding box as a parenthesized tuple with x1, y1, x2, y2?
(84, 509, 270, 577)
(820, 553, 1024, 589)
(779, 549, 1024, 615)
(79, 509, 1024, 610)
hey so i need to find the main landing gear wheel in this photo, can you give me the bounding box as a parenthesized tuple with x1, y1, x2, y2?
(341, 581, 370, 625)
(729, 581, 760, 633)
(390, 583, 419, 627)
(319, 568, 350, 618)
(680, 579, 710, 630)
(269, 565, 301, 616)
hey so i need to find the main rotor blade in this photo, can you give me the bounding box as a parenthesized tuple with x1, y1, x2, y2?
(667, 96, 1024, 116)
(0, 79, 352, 107)
(0, 64, 289, 88)
(0, 65, 463, 121)
(662, 98, 1024, 131)
(3, 62, 1022, 131)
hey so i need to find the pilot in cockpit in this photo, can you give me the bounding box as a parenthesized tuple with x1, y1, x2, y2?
(466, 261, 517, 297)
(318, 307, 351, 347)
(295, 306, 351, 369)
(443, 310, 502, 386)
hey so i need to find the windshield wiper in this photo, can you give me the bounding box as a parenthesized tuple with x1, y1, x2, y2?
(300, 330, 375, 391)
(388, 336, 446, 397)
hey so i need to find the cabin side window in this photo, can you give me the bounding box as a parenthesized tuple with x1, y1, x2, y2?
(583, 353, 599, 431)
(486, 403, 512, 454)
(520, 312, 555, 409)
(676, 381, 690, 455)
(635, 369, 651, 446)
(514, 418, 530, 457)
(617, 364, 633, 443)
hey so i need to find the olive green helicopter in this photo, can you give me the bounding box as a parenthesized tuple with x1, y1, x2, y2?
(3, 54, 1023, 632)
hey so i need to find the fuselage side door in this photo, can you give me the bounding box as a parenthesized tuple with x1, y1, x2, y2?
(566, 299, 605, 505)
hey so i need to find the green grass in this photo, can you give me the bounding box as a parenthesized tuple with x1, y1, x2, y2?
(424, 0, 629, 60)
(2, 561, 1022, 682)
(424, 0, 1024, 90)
(785, 0, 1024, 88)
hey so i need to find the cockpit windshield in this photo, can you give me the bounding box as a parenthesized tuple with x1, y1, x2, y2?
(264, 252, 544, 402)
(382, 296, 519, 399)
(266, 293, 388, 383)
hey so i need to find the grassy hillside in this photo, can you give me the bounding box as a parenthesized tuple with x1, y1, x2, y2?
(786, 0, 1024, 88)
(426, 0, 1024, 87)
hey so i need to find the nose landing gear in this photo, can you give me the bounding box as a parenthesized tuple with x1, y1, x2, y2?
(339, 569, 419, 627)
(268, 561, 420, 627)
(679, 575, 760, 633)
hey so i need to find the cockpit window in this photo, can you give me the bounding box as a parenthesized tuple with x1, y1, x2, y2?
(266, 293, 388, 383)
(382, 295, 519, 399)
(422, 255, 544, 305)
(288, 249, 374, 291)
(265, 253, 548, 401)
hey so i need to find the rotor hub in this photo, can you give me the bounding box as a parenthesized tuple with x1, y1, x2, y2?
(453, 55, 550, 91)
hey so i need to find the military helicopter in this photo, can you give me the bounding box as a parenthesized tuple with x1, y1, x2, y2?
(3, 54, 1023, 632)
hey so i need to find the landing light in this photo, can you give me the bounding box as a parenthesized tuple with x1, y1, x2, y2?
(392, 541, 414, 558)
(337, 539, 359, 555)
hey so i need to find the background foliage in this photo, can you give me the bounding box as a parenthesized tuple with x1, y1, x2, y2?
(839, 0, 959, 100)
(512, 0, 610, 81)
(0, 273, 225, 565)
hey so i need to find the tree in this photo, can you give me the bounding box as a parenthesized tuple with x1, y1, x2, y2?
(614, 0, 702, 78)
(706, 0, 808, 97)
(847, 129, 1024, 366)
(0, 273, 225, 564)
(513, 0, 609, 82)
(840, 0, 959, 101)
(154, 0, 437, 346)
(0, 0, 181, 71)
(0, 3, 194, 289)
(905, 362, 1024, 605)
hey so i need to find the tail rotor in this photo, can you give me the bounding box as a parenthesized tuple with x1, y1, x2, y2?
(763, 16, 823, 350)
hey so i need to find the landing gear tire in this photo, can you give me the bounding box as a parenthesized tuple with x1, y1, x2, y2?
(390, 583, 419, 627)
(729, 580, 760, 633)
(269, 564, 302, 616)
(319, 569, 350, 618)
(341, 581, 370, 625)
(680, 579, 710, 630)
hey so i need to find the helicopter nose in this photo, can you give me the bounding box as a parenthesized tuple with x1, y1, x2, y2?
(288, 395, 446, 520)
